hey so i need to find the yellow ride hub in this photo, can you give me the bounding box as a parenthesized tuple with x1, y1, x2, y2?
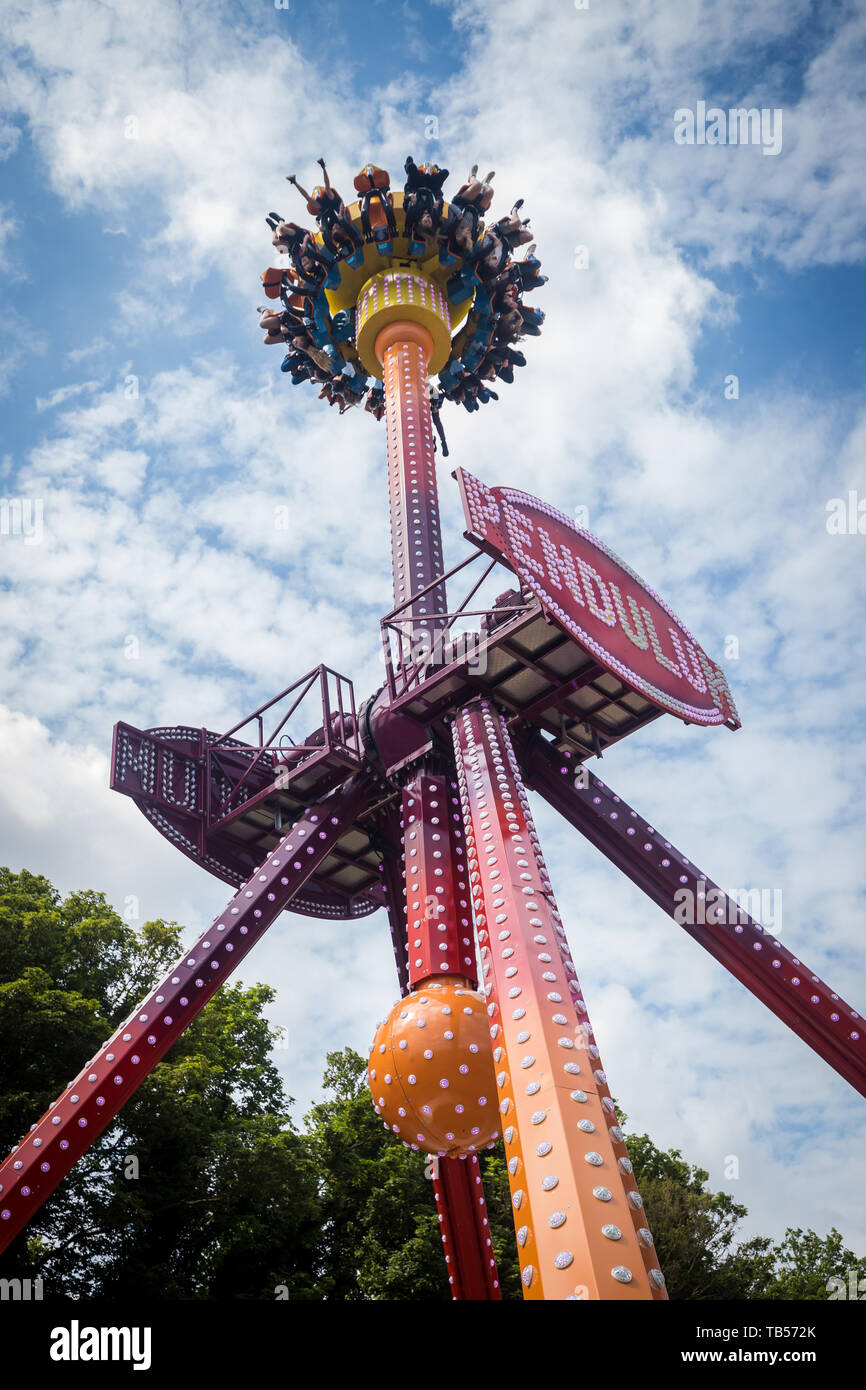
(356, 268, 453, 378)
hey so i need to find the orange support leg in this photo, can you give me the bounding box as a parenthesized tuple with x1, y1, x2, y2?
(452, 700, 667, 1301)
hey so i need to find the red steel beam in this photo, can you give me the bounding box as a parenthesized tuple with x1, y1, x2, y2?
(520, 732, 866, 1097)
(402, 770, 477, 990)
(397, 765, 499, 1298)
(377, 807, 412, 998)
(433, 1152, 502, 1299)
(0, 776, 371, 1254)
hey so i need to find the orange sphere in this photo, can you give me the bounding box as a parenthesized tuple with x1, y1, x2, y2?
(368, 976, 499, 1157)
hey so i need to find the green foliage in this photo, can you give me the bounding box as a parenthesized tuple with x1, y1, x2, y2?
(0, 868, 319, 1299)
(0, 866, 862, 1300)
(303, 1048, 521, 1300)
(303, 1047, 446, 1299)
(759, 1226, 866, 1300)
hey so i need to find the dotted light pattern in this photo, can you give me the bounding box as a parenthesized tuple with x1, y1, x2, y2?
(456, 468, 741, 730)
(433, 1152, 501, 1300)
(523, 740, 866, 1097)
(0, 778, 371, 1244)
(402, 772, 477, 988)
(356, 269, 453, 379)
(368, 978, 499, 1156)
(357, 271, 450, 335)
(383, 336, 447, 651)
(452, 700, 668, 1301)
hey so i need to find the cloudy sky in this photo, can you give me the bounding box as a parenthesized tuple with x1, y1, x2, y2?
(1, 0, 865, 1262)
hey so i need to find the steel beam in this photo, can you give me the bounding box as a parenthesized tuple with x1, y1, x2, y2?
(433, 1152, 502, 1300)
(381, 327, 447, 644)
(402, 770, 476, 989)
(453, 701, 666, 1301)
(521, 734, 866, 1098)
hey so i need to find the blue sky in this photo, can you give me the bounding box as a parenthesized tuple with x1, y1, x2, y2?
(1, 0, 865, 1266)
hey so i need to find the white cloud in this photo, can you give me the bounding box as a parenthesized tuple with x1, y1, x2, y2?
(36, 379, 102, 411)
(64, 337, 112, 366)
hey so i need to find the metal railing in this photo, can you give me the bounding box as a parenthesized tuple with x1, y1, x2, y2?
(380, 547, 532, 699)
(204, 665, 360, 826)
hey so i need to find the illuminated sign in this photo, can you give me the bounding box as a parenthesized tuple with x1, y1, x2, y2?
(455, 469, 740, 729)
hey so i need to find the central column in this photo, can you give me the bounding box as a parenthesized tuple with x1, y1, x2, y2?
(356, 270, 452, 661)
(378, 322, 446, 645)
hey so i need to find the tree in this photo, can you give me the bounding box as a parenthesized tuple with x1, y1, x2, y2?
(0, 868, 320, 1299)
(762, 1227, 866, 1300)
(303, 1047, 521, 1299)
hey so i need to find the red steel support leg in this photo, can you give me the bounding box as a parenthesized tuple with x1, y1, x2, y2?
(402, 770, 476, 989)
(0, 775, 371, 1254)
(433, 1152, 501, 1300)
(398, 766, 500, 1299)
(375, 305, 500, 1298)
(520, 734, 866, 1098)
(453, 701, 666, 1301)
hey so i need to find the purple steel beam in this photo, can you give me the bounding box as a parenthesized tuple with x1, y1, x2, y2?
(519, 730, 866, 1097)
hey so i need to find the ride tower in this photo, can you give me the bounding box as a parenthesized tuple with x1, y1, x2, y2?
(1, 156, 863, 1303)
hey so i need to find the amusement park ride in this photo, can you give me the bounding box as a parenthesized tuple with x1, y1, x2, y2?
(1, 156, 863, 1302)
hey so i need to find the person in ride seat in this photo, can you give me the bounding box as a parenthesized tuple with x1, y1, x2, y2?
(494, 200, 533, 251)
(492, 283, 525, 342)
(469, 226, 510, 285)
(286, 159, 363, 259)
(266, 214, 333, 290)
(452, 165, 495, 216)
(506, 244, 547, 293)
(518, 303, 545, 335)
(365, 385, 385, 420)
(438, 164, 493, 263)
(403, 157, 449, 253)
(259, 305, 306, 345)
(354, 165, 397, 253)
(438, 201, 478, 261)
(281, 350, 315, 383)
(289, 328, 341, 377)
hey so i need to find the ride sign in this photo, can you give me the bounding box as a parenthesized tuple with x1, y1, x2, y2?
(455, 468, 740, 729)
